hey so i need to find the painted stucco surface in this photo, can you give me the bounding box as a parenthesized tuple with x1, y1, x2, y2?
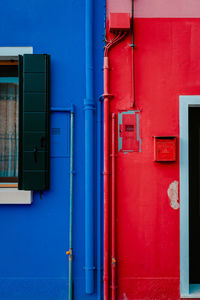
(0, 1, 104, 299)
(106, 16, 200, 299)
(108, 0, 200, 18)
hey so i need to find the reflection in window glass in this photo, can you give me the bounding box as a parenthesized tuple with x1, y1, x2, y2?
(0, 78, 18, 180)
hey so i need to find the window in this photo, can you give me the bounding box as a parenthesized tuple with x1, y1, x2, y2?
(0, 61, 18, 186)
(0, 49, 50, 195)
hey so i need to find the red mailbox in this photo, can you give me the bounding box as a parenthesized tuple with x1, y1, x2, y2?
(153, 136, 176, 162)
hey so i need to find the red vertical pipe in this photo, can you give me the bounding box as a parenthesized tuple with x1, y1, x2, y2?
(130, 48, 135, 108)
(104, 55, 110, 300)
(130, 0, 135, 108)
(111, 113, 116, 300)
(104, 32, 128, 300)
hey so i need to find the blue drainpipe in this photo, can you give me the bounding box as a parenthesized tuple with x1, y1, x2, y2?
(97, 97, 103, 300)
(84, 0, 95, 294)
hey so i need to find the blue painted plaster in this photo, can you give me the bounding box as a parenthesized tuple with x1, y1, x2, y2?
(0, 0, 104, 299)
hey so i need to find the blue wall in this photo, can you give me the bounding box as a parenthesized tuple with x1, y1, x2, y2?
(0, 0, 104, 299)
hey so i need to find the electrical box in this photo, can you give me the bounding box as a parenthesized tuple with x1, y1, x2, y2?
(153, 136, 176, 162)
(109, 13, 130, 32)
(118, 111, 141, 153)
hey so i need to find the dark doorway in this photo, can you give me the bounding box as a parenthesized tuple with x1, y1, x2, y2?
(189, 107, 200, 283)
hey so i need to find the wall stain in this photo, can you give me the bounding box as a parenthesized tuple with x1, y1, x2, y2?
(167, 180, 179, 210)
(123, 293, 128, 300)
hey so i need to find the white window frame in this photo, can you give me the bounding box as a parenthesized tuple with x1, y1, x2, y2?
(0, 47, 33, 204)
(180, 95, 200, 297)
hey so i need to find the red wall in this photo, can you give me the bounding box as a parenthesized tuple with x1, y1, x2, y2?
(107, 18, 200, 299)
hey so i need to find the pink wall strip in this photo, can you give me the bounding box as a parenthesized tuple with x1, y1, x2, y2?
(107, 0, 200, 18)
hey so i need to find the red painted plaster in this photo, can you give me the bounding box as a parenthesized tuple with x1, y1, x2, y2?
(107, 18, 200, 299)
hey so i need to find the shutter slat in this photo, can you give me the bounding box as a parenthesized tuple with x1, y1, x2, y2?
(18, 54, 50, 191)
(24, 93, 47, 112)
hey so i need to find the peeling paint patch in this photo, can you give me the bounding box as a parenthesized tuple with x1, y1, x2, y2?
(167, 180, 179, 210)
(123, 293, 128, 300)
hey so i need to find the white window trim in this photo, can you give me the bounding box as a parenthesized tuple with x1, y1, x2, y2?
(0, 47, 33, 60)
(0, 189, 32, 204)
(180, 95, 200, 297)
(0, 47, 33, 204)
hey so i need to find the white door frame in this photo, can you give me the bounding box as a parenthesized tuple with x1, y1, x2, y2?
(180, 95, 200, 298)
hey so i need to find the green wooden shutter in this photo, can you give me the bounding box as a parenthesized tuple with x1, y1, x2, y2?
(18, 54, 50, 190)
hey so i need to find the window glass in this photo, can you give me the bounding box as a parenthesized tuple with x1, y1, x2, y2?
(0, 77, 18, 182)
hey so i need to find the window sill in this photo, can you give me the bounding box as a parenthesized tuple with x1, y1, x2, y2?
(0, 188, 32, 204)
